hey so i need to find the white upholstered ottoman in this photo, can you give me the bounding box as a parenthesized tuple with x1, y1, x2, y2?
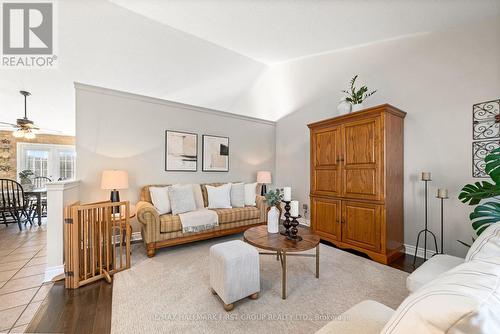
(209, 240, 260, 311)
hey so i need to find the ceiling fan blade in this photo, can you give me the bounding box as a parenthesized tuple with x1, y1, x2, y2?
(0, 121, 17, 127)
(36, 128, 63, 134)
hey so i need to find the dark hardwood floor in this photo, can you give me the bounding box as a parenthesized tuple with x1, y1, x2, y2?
(26, 279, 112, 334)
(27, 242, 422, 334)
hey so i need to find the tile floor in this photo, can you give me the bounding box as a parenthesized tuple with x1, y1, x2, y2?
(0, 220, 52, 334)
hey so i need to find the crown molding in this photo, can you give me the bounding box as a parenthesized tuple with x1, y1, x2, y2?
(74, 82, 275, 126)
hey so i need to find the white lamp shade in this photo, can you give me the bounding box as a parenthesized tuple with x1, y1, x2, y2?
(257, 171, 272, 184)
(101, 170, 129, 190)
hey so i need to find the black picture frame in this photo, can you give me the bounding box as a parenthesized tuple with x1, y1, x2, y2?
(202, 135, 229, 172)
(165, 130, 198, 172)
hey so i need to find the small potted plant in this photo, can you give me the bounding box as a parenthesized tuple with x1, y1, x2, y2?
(339, 75, 377, 113)
(19, 169, 34, 191)
(265, 189, 283, 234)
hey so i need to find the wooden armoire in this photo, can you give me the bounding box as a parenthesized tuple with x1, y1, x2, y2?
(308, 104, 405, 264)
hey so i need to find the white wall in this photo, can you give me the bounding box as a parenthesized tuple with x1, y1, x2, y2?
(0, 0, 266, 135)
(75, 84, 275, 229)
(265, 18, 500, 257)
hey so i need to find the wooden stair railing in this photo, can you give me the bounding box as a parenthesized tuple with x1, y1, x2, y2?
(64, 200, 130, 289)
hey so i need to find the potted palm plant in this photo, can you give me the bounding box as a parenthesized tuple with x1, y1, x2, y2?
(339, 75, 377, 113)
(459, 147, 500, 243)
(265, 189, 283, 234)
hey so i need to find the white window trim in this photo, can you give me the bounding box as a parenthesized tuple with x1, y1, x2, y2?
(17, 142, 76, 181)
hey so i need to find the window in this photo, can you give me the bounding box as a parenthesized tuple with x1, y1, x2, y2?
(25, 149, 49, 178)
(58, 150, 76, 181)
(17, 143, 76, 181)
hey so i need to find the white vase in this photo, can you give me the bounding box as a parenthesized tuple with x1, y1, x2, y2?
(351, 103, 364, 112)
(337, 100, 352, 115)
(267, 206, 279, 234)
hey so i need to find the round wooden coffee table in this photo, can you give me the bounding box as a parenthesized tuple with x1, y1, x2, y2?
(243, 224, 320, 299)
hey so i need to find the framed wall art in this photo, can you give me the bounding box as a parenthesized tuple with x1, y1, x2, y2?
(165, 130, 198, 171)
(202, 135, 229, 172)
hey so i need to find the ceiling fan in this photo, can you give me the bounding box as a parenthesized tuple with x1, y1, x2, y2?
(0, 90, 60, 139)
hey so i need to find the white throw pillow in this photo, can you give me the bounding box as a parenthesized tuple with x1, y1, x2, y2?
(149, 186, 171, 214)
(192, 184, 205, 209)
(206, 183, 232, 209)
(168, 184, 197, 215)
(230, 183, 245, 208)
(466, 223, 500, 262)
(244, 182, 257, 206)
(381, 260, 500, 334)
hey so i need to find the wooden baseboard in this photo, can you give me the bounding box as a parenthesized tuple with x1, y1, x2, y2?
(319, 235, 404, 265)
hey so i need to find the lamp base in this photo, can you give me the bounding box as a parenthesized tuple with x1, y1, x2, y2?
(110, 190, 120, 213)
(261, 184, 267, 196)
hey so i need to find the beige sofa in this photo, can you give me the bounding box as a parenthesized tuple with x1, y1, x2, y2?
(136, 183, 268, 257)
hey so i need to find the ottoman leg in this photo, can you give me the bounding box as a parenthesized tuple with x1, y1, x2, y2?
(224, 303, 234, 312)
(249, 292, 259, 300)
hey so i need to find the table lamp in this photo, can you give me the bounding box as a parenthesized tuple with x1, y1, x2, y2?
(101, 170, 129, 202)
(257, 171, 272, 195)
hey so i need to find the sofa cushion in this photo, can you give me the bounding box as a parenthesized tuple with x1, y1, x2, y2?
(149, 186, 171, 214)
(230, 183, 245, 208)
(206, 183, 232, 209)
(244, 182, 257, 206)
(315, 300, 395, 334)
(212, 207, 260, 224)
(406, 254, 464, 293)
(168, 184, 197, 215)
(159, 214, 182, 233)
(466, 223, 500, 262)
(382, 260, 500, 334)
(192, 184, 205, 209)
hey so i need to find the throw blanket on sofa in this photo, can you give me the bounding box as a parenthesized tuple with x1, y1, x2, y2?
(179, 209, 219, 233)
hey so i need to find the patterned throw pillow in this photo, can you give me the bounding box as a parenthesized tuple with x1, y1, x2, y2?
(168, 184, 197, 215)
(230, 183, 245, 208)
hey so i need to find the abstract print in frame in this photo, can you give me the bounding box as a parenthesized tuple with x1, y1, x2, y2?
(202, 135, 229, 172)
(165, 130, 198, 171)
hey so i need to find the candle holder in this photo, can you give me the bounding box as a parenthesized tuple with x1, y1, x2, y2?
(437, 192, 449, 254)
(280, 200, 292, 237)
(412, 177, 439, 266)
(288, 215, 303, 241)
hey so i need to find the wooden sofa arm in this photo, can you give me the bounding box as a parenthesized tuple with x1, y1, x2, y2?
(256, 195, 268, 223)
(136, 201, 159, 245)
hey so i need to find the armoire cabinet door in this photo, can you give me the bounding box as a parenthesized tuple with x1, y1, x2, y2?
(341, 201, 382, 252)
(311, 126, 342, 197)
(342, 117, 382, 200)
(311, 197, 341, 241)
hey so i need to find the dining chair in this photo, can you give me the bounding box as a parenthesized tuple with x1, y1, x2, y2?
(33, 176, 52, 190)
(28, 176, 51, 220)
(0, 179, 33, 230)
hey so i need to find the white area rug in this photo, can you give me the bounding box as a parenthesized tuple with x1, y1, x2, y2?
(112, 235, 408, 334)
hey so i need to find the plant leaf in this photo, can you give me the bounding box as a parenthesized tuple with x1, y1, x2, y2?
(350, 75, 358, 89)
(469, 202, 500, 236)
(485, 147, 500, 184)
(458, 181, 500, 205)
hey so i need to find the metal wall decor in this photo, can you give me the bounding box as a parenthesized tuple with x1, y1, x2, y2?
(473, 140, 500, 177)
(472, 99, 500, 178)
(473, 99, 500, 140)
